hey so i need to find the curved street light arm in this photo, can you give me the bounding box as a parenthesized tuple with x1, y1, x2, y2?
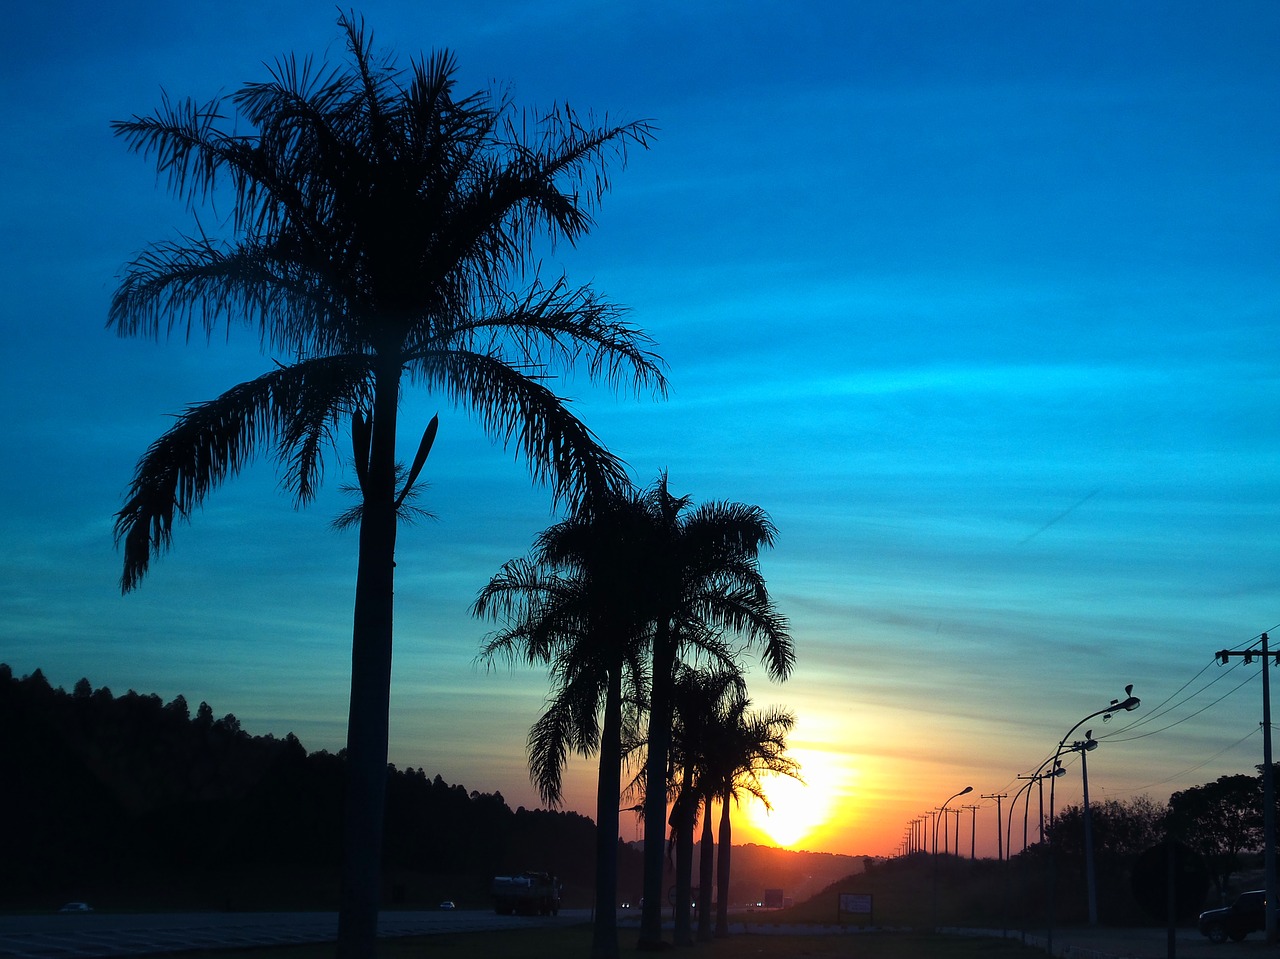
(1050, 685, 1139, 824)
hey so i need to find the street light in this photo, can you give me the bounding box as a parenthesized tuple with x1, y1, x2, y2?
(1049, 685, 1140, 824)
(932, 785, 972, 930)
(1002, 769, 1059, 943)
(1046, 685, 1139, 955)
(1010, 766, 1065, 855)
(1065, 730, 1100, 924)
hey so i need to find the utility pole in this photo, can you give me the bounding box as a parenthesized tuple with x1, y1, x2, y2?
(983, 793, 1008, 861)
(953, 808, 962, 856)
(962, 804, 980, 859)
(1016, 773, 1041, 852)
(1217, 633, 1277, 946)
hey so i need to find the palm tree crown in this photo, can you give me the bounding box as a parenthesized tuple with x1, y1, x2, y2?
(110, 13, 664, 590)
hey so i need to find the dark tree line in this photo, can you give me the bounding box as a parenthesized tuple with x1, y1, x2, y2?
(0, 665, 631, 909)
(1040, 773, 1280, 924)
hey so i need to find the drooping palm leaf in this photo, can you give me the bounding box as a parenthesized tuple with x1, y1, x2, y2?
(114, 353, 371, 590)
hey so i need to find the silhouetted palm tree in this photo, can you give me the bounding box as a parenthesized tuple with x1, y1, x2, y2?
(108, 14, 662, 957)
(474, 495, 654, 959)
(635, 476, 793, 948)
(708, 699, 799, 936)
(664, 667, 799, 942)
(667, 662, 745, 945)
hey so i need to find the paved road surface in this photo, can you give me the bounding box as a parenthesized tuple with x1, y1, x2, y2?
(5, 912, 1261, 959)
(949, 924, 1276, 958)
(0, 909, 587, 959)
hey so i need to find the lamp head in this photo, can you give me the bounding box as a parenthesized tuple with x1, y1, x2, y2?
(1103, 685, 1140, 721)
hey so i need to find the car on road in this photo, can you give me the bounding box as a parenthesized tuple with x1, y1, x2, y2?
(1198, 890, 1275, 943)
(58, 902, 93, 913)
(438, 900, 456, 910)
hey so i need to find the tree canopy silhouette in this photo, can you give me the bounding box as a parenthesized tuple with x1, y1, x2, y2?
(109, 12, 663, 957)
(476, 492, 655, 959)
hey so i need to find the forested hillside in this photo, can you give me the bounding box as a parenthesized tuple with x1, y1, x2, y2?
(0, 664, 625, 910)
(1, 665, 865, 912)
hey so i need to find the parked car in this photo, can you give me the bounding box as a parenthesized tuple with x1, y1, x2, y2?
(1198, 890, 1275, 943)
(58, 902, 93, 913)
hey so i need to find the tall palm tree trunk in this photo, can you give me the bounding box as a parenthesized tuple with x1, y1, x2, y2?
(697, 793, 714, 941)
(338, 363, 401, 959)
(639, 625, 675, 948)
(592, 658, 624, 959)
(715, 789, 732, 937)
(672, 779, 696, 945)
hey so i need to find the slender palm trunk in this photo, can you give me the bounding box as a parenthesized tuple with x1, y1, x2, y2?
(715, 789, 732, 937)
(697, 793, 714, 941)
(591, 656, 624, 959)
(338, 363, 401, 959)
(672, 777, 696, 945)
(639, 622, 675, 948)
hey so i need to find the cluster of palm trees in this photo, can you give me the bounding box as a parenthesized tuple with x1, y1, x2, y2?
(475, 475, 798, 957)
(107, 13, 794, 959)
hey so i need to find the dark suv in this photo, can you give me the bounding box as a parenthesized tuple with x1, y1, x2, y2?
(1198, 890, 1273, 943)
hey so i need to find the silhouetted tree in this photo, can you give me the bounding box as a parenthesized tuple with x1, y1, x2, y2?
(475, 493, 654, 959)
(1169, 773, 1262, 899)
(108, 13, 661, 957)
(1047, 794, 1166, 921)
(635, 476, 793, 949)
(165, 694, 190, 722)
(667, 662, 745, 945)
(707, 698, 799, 936)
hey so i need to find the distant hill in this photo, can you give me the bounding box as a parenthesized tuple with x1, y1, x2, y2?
(617, 841, 865, 908)
(712, 843, 866, 906)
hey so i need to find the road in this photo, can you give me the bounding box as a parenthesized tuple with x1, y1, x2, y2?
(0, 908, 588, 959)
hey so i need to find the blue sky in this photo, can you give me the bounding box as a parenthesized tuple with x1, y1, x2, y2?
(2, 1, 1277, 856)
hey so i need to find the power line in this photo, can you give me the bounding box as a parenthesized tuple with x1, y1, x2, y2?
(1104, 670, 1260, 743)
(1113, 657, 1244, 734)
(1003, 624, 1280, 798)
(1115, 724, 1264, 792)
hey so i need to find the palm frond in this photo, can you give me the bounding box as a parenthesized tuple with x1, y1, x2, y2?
(422, 348, 629, 508)
(494, 104, 655, 246)
(424, 275, 668, 399)
(110, 92, 241, 207)
(527, 697, 574, 807)
(114, 355, 369, 592)
(108, 234, 353, 357)
(528, 666, 605, 806)
(331, 466, 436, 532)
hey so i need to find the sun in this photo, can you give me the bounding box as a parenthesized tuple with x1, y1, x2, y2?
(742, 759, 836, 850)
